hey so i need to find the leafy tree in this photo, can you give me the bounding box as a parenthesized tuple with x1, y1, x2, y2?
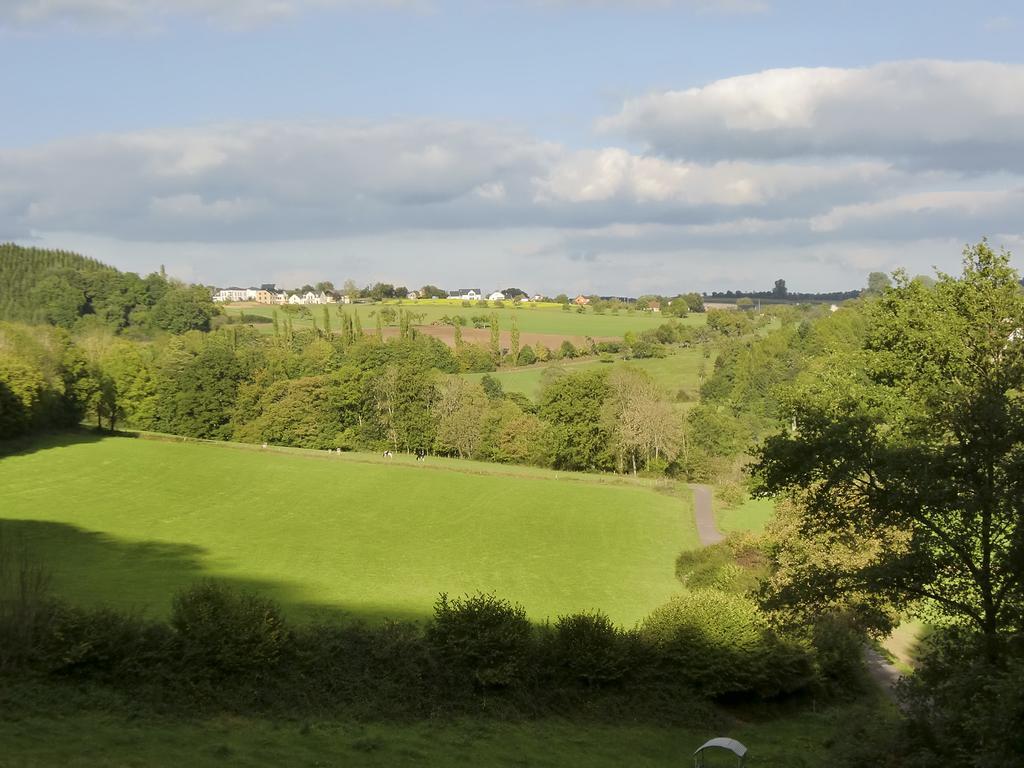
(682, 292, 705, 313)
(489, 313, 500, 364)
(151, 285, 214, 334)
(664, 297, 690, 318)
(862, 271, 892, 297)
(480, 374, 503, 400)
(154, 335, 242, 439)
(419, 284, 447, 299)
(539, 370, 612, 471)
(753, 243, 1024, 655)
(434, 376, 488, 458)
(509, 315, 520, 366)
(602, 367, 680, 474)
(772, 279, 788, 298)
(369, 363, 437, 452)
(516, 345, 536, 366)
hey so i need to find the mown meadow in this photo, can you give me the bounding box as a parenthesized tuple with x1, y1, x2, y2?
(465, 347, 713, 401)
(0, 433, 695, 626)
(222, 300, 700, 339)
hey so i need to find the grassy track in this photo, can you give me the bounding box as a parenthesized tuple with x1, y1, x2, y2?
(224, 301, 700, 339)
(714, 495, 777, 535)
(0, 700, 876, 767)
(466, 349, 713, 400)
(0, 434, 695, 625)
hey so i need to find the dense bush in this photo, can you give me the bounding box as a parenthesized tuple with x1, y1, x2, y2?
(640, 589, 813, 699)
(427, 592, 533, 690)
(896, 629, 1024, 767)
(170, 581, 291, 682)
(0, 578, 834, 720)
(546, 611, 635, 688)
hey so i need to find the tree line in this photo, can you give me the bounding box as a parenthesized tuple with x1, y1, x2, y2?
(702, 242, 1024, 765)
(0, 244, 215, 335)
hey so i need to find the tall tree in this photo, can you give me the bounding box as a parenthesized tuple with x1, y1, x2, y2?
(489, 313, 500, 365)
(509, 315, 520, 366)
(863, 271, 892, 297)
(753, 242, 1024, 655)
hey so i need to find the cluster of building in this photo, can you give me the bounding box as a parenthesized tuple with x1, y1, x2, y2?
(447, 289, 546, 302)
(212, 285, 351, 305)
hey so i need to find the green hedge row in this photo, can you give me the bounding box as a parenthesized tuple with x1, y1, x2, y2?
(2, 582, 829, 719)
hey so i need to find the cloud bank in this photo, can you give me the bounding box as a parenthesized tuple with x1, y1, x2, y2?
(5, 60, 1023, 292)
(603, 60, 1024, 173)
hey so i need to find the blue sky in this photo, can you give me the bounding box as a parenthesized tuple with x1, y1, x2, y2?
(2, 1, 1023, 294)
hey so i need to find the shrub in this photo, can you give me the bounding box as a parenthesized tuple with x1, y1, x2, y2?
(629, 340, 667, 359)
(517, 346, 537, 365)
(549, 611, 632, 687)
(559, 340, 578, 359)
(427, 592, 533, 689)
(170, 581, 291, 681)
(292, 620, 432, 717)
(897, 629, 1024, 766)
(0, 534, 57, 671)
(46, 606, 171, 683)
(809, 614, 868, 696)
(716, 481, 746, 509)
(640, 589, 812, 699)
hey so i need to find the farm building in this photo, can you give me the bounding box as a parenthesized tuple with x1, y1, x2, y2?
(448, 288, 482, 300)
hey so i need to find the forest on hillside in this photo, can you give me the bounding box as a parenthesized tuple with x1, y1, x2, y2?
(0, 243, 214, 334)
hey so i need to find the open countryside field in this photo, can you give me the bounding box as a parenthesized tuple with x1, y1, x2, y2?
(714, 495, 777, 535)
(466, 348, 714, 400)
(0, 434, 696, 626)
(223, 301, 701, 341)
(0, 693, 875, 768)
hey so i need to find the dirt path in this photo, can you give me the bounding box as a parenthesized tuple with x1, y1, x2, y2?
(688, 482, 902, 701)
(690, 483, 724, 546)
(864, 648, 901, 702)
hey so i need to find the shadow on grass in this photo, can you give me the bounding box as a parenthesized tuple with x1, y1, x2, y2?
(0, 518, 430, 626)
(0, 428, 119, 459)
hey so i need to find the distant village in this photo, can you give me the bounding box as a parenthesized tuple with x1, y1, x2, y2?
(212, 285, 586, 306)
(211, 280, 859, 311)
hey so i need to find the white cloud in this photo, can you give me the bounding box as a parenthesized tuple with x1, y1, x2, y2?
(0, 0, 420, 28)
(534, 0, 766, 11)
(534, 148, 894, 206)
(602, 61, 1024, 172)
(4, 58, 1024, 293)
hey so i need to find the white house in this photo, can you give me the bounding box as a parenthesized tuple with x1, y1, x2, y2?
(487, 291, 505, 301)
(448, 288, 482, 301)
(288, 293, 303, 305)
(406, 290, 420, 300)
(213, 287, 249, 302)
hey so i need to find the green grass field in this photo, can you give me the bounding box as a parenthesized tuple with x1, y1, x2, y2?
(0, 434, 695, 626)
(714, 495, 776, 535)
(224, 301, 701, 339)
(0, 686, 882, 768)
(466, 349, 713, 400)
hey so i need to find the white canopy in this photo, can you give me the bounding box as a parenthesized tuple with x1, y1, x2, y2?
(694, 737, 748, 758)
